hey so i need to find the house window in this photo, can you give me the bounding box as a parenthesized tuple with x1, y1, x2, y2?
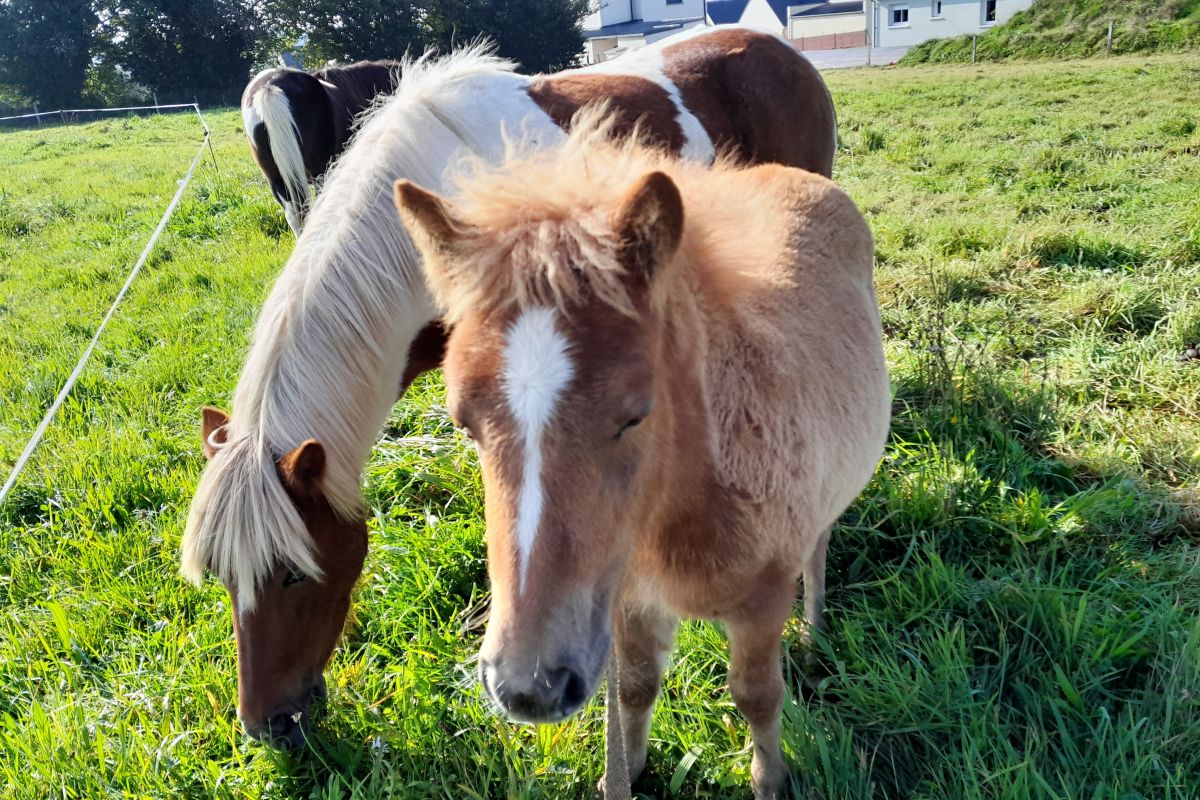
(931, 0, 943, 17)
(666, 0, 682, 4)
(890, 5, 910, 26)
(983, 0, 997, 23)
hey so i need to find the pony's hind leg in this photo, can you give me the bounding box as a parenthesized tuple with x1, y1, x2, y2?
(726, 575, 797, 800)
(604, 602, 677, 790)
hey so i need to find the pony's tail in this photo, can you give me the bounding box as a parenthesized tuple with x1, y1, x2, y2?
(254, 85, 311, 232)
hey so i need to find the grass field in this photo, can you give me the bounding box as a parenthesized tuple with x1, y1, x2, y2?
(1, 53, 1198, 799)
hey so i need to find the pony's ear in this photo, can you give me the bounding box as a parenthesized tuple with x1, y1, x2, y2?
(201, 407, 230, 460)
(394, 179, 464, 256)
(278, 440, 326, 497)
(610, 171, 684, 284)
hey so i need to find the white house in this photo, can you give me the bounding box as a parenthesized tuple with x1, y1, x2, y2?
(871, 0, 1033, 48)
(788, 2, 867, 49)
(582, 0, 706, 64)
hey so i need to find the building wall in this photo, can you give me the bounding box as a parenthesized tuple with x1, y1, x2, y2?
(584, 37, 622, 63)
(738, 0, 787, 34)
(872, 0, 1032, 48)
(639, 0, 705, 21)
(583, 0, 633, 30)
(585, 0, 702, 29)
(790, 11, 866, 38)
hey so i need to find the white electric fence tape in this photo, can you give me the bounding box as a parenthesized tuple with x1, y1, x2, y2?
(0, 105, 210, 507)
(0, 102, 201, 123)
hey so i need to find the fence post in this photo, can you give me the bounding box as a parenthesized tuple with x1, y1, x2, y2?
(972, 35, 978, 63)
(33, 103, 40, 126)
(1106, 20, 1114, 54)
(154, 93, 160, 112)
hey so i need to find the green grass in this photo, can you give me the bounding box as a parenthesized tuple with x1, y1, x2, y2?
(1, 53, 1199, 798)
(902, 0, 1200, 64)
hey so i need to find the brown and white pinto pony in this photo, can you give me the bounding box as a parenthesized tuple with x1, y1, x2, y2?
(241, 60, 400, 234)
(183, 26, 836, 750)
(395, 122, 890, 798)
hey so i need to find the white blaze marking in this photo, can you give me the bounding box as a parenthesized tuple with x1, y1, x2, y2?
(501, 307, 574, 593)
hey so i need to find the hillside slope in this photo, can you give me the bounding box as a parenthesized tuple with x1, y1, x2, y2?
(903, 0, 1200, 63)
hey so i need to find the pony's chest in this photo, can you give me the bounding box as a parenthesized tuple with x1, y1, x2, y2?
(629, 486, 780, 618)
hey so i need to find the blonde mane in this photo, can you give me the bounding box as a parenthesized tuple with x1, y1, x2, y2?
(183, 44, 519, 610)
(419, 111, 782, 325)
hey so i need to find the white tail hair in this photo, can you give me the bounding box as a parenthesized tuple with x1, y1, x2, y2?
(254, 85, 310, 215)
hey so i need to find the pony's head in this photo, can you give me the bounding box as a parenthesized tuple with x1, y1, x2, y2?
(394, 128, 685, 721)
(182, 408, 367, 746)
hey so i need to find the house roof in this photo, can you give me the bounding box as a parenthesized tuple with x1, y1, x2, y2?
(705, 0, 750, 25)
(583, 16, 703, 40)
(790, 1, 864, 17)
(706, 0, 796, 27)
(765, 0, 794, 25)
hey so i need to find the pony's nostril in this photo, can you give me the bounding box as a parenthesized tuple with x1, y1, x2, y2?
(485, 662, 591, 721)
(560, 668, 588, 711)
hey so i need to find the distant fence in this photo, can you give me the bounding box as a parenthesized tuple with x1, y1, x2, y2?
(792, 31, 868, 51)
(0, 102, 203, 128)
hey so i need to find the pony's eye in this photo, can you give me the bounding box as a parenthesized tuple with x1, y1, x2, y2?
(615, 417, 643, 440)
(282, 570, 306, 588)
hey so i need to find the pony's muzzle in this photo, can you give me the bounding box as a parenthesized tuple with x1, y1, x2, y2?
(242, 674, 327, 748)
(481, 657, 592, 723)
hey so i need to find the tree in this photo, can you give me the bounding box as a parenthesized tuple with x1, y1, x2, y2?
(266, 0, 424, 65)
(95, 0, 268, 104)
(427, 0, 589, 73)
(0, 0, 96, 108)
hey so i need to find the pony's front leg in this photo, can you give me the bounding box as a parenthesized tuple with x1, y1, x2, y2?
(601, 602, 677, 794)
(800, 527, 831, 663)
(726, 579, 796, 799)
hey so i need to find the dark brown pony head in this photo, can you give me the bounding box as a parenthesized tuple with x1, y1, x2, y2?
(194, 408, 367, 747)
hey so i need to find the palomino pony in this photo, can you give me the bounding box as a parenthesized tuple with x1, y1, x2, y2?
(393, 121, 890, 798)
(184, 26, 836, 748)
(242, 60, 401, 234)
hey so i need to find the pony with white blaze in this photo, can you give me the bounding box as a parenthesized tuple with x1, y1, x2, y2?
(395, 118, 890, 799)
(184, 26, 838, 748)
(242, 60, 401, 234)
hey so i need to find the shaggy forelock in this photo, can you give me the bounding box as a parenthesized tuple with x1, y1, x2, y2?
(419, 108, 721, 323)
(181, 434, 322, 611)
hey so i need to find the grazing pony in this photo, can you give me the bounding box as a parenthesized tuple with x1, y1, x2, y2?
(183, 26, 837, 749)
(394, 122, 890, 798)
(241, 60, 401, 234)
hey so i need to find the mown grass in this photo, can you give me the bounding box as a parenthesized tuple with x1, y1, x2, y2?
(0, 53, 1198, 798)
(903, 0, 1200, 64)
